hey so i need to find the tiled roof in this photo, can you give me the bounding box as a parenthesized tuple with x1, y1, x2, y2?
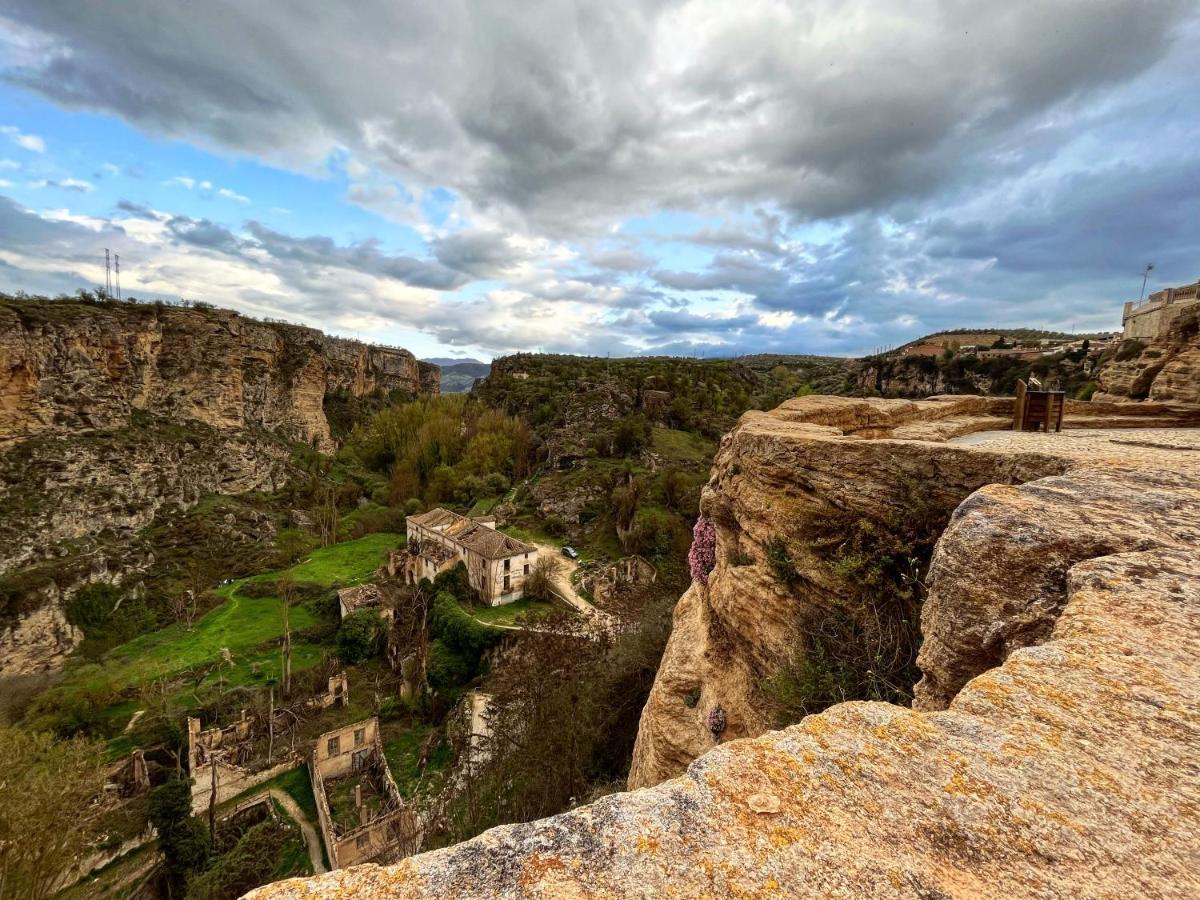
(407, 508, 535, 560)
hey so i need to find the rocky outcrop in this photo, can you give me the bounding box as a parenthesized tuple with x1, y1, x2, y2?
(629, 398, 1200, 789)
(1095, 317, 1200, 404)
(252, 541, 1200, 898)
(0, 297, 439, 452)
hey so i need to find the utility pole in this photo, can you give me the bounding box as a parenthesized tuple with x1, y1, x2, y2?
(103, 249, 111, 299)
(1140, 263, 1155, 301)
(114, 253, 122, 300)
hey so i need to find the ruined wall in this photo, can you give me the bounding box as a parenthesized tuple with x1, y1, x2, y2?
(0, 298, 439, 452)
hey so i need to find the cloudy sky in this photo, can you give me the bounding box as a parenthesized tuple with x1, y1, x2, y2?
(1, 1, 1199, 360)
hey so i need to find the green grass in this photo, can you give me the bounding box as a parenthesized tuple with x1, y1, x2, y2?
(271, 800, 316, 878)
(44, 533, 402, 738)
(383, 724, 452, 800)
(252, 531, 402, 587)
(466, 598, 558, 627)
(469, 495, 501, 516)
(651, 426, 716, 463)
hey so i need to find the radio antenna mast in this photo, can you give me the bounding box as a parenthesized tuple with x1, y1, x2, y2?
(104, 249, 112, 299)
(114, 253, 121, 300)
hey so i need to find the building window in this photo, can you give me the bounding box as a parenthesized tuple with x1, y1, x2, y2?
(503, 575, 511, 592)
(354, 728, 365, 748)
(356, 834, 370, 850)
(327, 736, 340, 756)
(504, 558, 511, 572)
(523, 564, 530, 575)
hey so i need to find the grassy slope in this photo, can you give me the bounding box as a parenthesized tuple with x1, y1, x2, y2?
(44, 533, 403, 740)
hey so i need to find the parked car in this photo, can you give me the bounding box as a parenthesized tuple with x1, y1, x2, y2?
(561, 545, 580, 560)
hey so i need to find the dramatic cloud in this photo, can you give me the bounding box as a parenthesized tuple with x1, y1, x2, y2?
(1, 1, 1200, 356)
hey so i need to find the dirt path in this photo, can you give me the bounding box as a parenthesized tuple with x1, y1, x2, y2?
(271, 789, 327, 874)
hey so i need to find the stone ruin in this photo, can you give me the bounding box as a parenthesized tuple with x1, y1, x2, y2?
(187, 672, 350, 812)
(309, 717, 422, 869)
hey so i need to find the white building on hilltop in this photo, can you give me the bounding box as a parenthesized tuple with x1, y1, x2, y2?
(401, 508, 537, 605)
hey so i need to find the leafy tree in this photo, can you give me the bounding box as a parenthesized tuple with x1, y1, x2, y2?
(0, 728, 106, 900)
(149, 777, 210, 893)
(337, 609, 384, 664)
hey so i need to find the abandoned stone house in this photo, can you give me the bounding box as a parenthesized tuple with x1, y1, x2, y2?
(186, 673, 349, 812)
(336, 583, 389, 621)
(401, 507, 538, 605)
(310, 717, 422, 869)
(1122, 279, 1200, 339)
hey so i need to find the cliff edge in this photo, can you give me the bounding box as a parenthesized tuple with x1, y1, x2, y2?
(0, 297, 439, 452)
(250, 396, 1200, 898)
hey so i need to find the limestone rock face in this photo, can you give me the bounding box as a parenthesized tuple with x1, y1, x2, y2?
(0, 299, 439, 452)
(1095, 319, 1200, 404)
(629, 396, 1071, 789)
(914, 465, 1200, 709)
(251, 543, 1200, 898)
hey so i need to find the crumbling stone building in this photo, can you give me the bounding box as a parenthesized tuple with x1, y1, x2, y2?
(402, 508, 537, 605)
(310, 717, 422, 869)
(187, 673, 350, 812)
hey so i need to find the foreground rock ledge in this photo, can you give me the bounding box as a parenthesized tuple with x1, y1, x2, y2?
(251, 553, 1200, 896)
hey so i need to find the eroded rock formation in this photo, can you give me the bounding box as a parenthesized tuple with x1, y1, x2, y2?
(0, 298, 439, 452)
(1096, 315, 1200, 404)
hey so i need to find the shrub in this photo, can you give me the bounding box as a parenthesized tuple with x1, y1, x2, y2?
(432, 561, 474, 604)
(185, 818, 298, 900)
(429, 591, 501, 664)
(336, 609, 384, 664)
(1076, 382, 1098, 401)
(522, 556, 559, 603)
(1115, 339, 1145, 362)
(150, 777, 209, 890)
(765, 538, 798, 585)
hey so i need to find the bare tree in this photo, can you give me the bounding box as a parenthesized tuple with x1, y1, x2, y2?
(311, 485, 339, 547)
(279, 576, 295, 699)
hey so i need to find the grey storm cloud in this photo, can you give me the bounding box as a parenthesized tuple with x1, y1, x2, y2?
(431, 229, 526, 278)
(244, 223, 469, 290)
(2, 1, 1193, 233)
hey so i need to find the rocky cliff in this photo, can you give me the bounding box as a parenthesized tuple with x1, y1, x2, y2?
(250, 395, 1200, 899)
(1095, 314, 1200, 404)
(0, 297, 439, 452)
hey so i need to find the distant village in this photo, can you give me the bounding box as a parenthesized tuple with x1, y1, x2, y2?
(897, 278, 1199, 361)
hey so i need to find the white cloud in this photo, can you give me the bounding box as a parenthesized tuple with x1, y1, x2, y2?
(0, 158, 19, 169)
(0, 125, 45, 152)
(217, 187, 250, 203)
(28, 177, 94, 192)
(168, 175, 196, 189)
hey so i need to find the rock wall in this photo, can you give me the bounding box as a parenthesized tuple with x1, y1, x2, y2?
(1095, 315, 1200, 404)
(0, 298, 439, 452)
(630, 397, 1200, 789)
(249, 445, 1200, 897)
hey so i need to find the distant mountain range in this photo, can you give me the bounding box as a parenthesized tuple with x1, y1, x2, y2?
(423, 358, 491, 393)
(422, 357, 488, 367)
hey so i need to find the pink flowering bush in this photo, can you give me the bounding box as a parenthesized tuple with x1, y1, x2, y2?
(688, 515, 717, 585)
